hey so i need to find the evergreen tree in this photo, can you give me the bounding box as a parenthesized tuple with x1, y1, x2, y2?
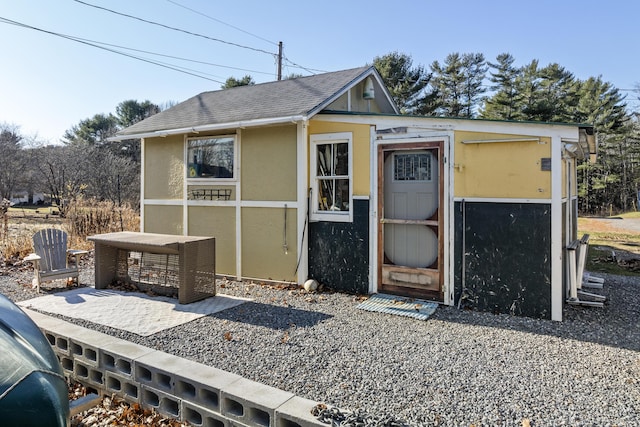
(430, 53, 466, 117)
(481, 53, 522, 120)
(373, 52, 432, 114)
(514, 59, 542, 121)
(460, 53, 488, 118)
(62, 113, 118, 145)
(221, 75, 255, 89)
(116, 100, 160, 128)
(430, 52, 486, 118)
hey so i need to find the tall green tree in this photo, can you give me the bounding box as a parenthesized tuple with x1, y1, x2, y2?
(373, 52, 432, 114)
(63, 113, 118, 145)
(430, 53, 466, 117)
(116, 100, 160, 128)
(534, 63, 580, 122)
(115, 99, 161, 163)
(574, 77, 627, 132)
(222, 75, 255, 89)
(430, 52, 487, 118)
(481, 53, 522, 120)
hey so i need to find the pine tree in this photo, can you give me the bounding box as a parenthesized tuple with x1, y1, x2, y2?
(373, 52, 431, 114)
(481, 53, 522, 120)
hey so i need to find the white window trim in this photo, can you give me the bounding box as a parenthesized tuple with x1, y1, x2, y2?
(185, 134, 238, 183)
(310, 132, 353, 223)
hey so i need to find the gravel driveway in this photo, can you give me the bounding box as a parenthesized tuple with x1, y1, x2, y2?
(1, 260, 639, 426)
(584, 216, 640, 234)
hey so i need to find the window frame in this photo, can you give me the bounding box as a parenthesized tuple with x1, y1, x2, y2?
(310, 132, 353, 222)
(185, 135, 237, 181)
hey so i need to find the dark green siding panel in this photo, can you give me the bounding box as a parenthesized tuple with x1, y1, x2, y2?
(454, 202, 552, 319)
(308, 199, 369, 294)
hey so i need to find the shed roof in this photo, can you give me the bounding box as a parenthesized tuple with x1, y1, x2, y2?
(115, 66, 397, 139)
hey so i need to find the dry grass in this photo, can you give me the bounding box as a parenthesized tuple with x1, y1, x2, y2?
(578, 216, 640, 276)
(1, 201, 139, 264)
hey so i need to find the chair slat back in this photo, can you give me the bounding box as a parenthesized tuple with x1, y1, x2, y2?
(33, 229, 68, 272)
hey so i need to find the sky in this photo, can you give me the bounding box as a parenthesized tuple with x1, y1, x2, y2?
(1, 0, 638, 144)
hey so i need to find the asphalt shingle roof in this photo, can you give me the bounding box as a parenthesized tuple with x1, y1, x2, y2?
(118, 66, 374, 136)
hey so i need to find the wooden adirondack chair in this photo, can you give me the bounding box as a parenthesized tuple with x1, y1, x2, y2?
(24, 229, 88, 292)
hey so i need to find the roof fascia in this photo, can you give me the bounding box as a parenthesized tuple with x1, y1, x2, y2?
(109, 115, 307, 141)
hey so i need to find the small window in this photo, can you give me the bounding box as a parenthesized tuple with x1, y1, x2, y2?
(187, 136, 235, 179)
(394, 153, 432, 181)
(311, 133, 352, 222)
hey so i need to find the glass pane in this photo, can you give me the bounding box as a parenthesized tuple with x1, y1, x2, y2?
(334, 143, 349, 175)
(394, 153, 431, 181)
(317, 178, 334, 211)
(334, 178, 349, 211)
(317, 178, 349, 212)
(317, 144, 331, 176)
(187, 137, 234, 178)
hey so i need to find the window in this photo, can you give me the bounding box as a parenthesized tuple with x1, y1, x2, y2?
(187, 136, 235, 179)
(393, 152, 432, 181)
(311, 133, 352, 222)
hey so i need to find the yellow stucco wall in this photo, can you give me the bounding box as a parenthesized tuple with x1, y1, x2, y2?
(241, 126, 297, 201)
(144, 135, 184, 199)
(143, 205, 183, 235)
(188, 206, 236, 276)
(240, 207, 297, 281)
(454, 131, 552, 199)
(308, 121, 371, 196)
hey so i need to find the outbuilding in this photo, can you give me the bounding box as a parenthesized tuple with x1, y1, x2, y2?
(113, 66, 595, 321)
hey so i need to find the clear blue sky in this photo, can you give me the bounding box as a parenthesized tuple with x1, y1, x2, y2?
(1, 0, 638, 143)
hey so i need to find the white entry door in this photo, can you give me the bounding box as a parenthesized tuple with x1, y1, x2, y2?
(378, 142, 443, 299)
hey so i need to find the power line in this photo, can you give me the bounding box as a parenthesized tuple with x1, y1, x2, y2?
(165, 0, 277, 46)
(0, 16, 226, 84)
(72, 0, 276, 57)
(73, 0, 325, 80)
(283, 57, 327, 75)
(68, 34, 274, 76)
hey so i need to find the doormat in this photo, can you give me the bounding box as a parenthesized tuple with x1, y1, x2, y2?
(356, 293, 438, 320)
(17, 287, 250, 337)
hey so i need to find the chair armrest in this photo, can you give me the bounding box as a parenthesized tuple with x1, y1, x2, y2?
(67, 249, 90, 256)
(24, 253, 41, 262)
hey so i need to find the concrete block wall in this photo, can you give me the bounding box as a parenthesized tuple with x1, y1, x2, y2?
(23, 309, 329, 427)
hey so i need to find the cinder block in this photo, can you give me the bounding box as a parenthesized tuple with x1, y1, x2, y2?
(42, 330, 72, 356)
(221, 377, 295, 427)
(141, 385, 181, 419)
(134, 351, 186, 393)
(100, 340, 154, 378)
(69, 328, 118, 367)
(275, 397, 326, 427)
(58, 355, 75, 376)
(105, 371, 140, 403)
(181, 401, 234, 427)
(74, 360, 105, 388)
(173, 359, 242, 412)
(22, 308, 68, 330)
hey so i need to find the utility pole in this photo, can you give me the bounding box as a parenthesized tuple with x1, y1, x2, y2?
(277, 41, 283, 81)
